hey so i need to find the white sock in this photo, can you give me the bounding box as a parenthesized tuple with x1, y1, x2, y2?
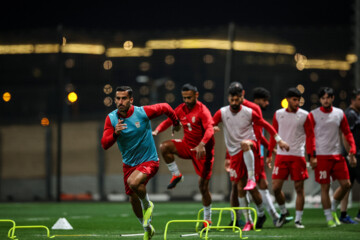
(243, 150, 255, 181)
(331, 199, 340, 212)
(245, 194, 253, 222)
(295, 210, 303, 222)
(139, 194, 150, 210)
(324, 209, 333, 221)
(203, 204, 212, 221)
(259, 189, 279, 220)
(166, 162, 181, 176)
(256, 203, 265, 217)
(239, 197, 252, 222)
(279, 204, 287, 215)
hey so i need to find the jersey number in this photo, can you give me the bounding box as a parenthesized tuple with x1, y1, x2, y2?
(319, 171, 327, 179)
(272, 166, 279, 175)
(187, 123, 192, 131)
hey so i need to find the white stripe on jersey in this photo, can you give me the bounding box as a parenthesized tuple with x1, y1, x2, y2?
(220, 105, 256, 156)
(275, 108, 309, 156)
(311, 107, 344, 155)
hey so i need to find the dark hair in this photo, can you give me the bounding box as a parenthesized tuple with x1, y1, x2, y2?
(182, 83, 198, 92)
(350, 88, 360, 100)
(116, 86, 133, 98)
(285, 88, 301, 98)
(228, 82, 243, 96)
(253, 87, 270, 100)
(318, 87, 334, 98)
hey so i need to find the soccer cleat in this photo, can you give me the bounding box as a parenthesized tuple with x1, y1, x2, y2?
(339, 215, 358, 224)
(276, 211, 290, 228)
(143, 224, 155, 240)
(327, 220, 336, 228)
(355, 213, 360, 222)
(167, 174, 184, 189)
(256, 214, 267, 229)
(202, 220, 212, 230)
(143, 201, 154, 228)
(243, 179, 257, 190)
(331, 212, 341, 226)
(242, 221, 254, 231)
(295, 221, 305, 228)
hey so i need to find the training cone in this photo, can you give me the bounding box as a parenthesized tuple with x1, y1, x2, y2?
(51, 217, 73, 230)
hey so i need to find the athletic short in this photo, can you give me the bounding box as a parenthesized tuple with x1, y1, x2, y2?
(172, 139, 214, 180)
(315, 155, 349, 184)
(123, 160, 159, 195)
(229, 140, 259, 182)
(255, 156, 267, 182)
(226, 145, 264, 181)
(346, 155, 360, 184)
(272, 155, 309, 181)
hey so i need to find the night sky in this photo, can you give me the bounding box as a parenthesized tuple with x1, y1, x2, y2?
(0, 0, 355, 32)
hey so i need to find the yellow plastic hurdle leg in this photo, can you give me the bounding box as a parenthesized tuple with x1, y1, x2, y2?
(0, 219, 16, 239)
(8, 225, 55, 239)
(164, 220, 210, 240)
(196, 207, 248, 239)
(232, 207, 260, 231)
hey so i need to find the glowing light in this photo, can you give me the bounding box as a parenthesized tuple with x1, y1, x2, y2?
(34, 44, 60, 53)
(2, 92, 11, 102)
(310, 93, 318, 103)
(339, 90, 347, 100)
(299, 97, 305, 107)
(103, 97, 113, 107)
(65, 58, 75, 68)
(61, 44, 105, 55)
(146, 39, 296, 54)
(103, 84, 113, 94)
(203, 54, 214, 64)
(139, 62, 150, 71)
(0, 44, 34, 54)
(33, 68, 42, 78)
(304, 59, 351, 71)
(106, 47, 152, 57)
(139, 86, 150, 95)
(310, 72, 319, 82)
(103, 60, 113, 70)
(203, 80, 214, 90)
(41, 117, 50, 126)
(123, 41, 134, 50)
(67, 92, 78, 103)
(165, 80, 175, 91)
(165, 93, 175, 103)
(165, 55, 175, 65)
(296, 84, 305, 94)
(203, 92, 214, 102)
(281, 98, 288, 109)
(62, 37, 67, 46)
(346, 54, 357, 63)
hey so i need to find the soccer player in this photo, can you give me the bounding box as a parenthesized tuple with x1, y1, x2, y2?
(309, 87, 357, 228)
(153, 83, 215, 227)
(219, 87, 280, 227)
(213, 82, 289, 231)
(101, 86, 180, 240)
(266, 88, 316, 228)
(340, 89, 360, 224)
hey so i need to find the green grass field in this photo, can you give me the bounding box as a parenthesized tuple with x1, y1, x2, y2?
(0, 202, 359, 240)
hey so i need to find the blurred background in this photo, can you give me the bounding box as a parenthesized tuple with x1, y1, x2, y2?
(0, 1, 359, 204)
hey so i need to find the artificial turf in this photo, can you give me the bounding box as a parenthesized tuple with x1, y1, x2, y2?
(0, 202, 359, 240)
